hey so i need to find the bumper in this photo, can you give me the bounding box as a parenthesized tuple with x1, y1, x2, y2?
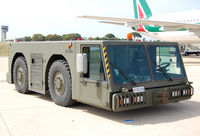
(112, 85, 193, 112)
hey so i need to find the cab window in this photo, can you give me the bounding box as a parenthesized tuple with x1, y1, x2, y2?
(83, 46, 105, 81)
(148, 46, 185, 80)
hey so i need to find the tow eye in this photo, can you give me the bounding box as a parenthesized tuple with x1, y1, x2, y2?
(158, 92, 167, 105)
(153, 91, 167, 105)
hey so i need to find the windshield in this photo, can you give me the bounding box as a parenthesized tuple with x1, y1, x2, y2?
(106, 45, 151, 84)
(148, 46, 185, 80)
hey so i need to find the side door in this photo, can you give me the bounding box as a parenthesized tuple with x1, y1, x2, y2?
(30, 53, 43, 93)
(79, 44, 108, 107)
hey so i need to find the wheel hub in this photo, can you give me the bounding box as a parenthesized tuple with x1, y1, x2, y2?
(17, 67, 24, 86)
(53, 72, 66, 96)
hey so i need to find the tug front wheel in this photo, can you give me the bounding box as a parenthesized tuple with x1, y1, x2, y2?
(48, 59, 76, 106)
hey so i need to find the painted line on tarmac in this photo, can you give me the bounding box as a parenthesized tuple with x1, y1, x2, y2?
(0, 113, 12, 136)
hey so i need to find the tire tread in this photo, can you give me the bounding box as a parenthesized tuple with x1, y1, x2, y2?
(48, 59, 76, 107)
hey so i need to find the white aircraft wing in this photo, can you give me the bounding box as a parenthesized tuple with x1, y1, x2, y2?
(98, 21, 125, 26)
(78, 16, 200, 35)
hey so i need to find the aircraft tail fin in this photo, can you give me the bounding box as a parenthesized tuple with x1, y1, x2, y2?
(133, 0, 152, 19)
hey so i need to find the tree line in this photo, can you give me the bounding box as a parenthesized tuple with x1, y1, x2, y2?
(24, 33, 82, 41)
(24, 32, 142, 41)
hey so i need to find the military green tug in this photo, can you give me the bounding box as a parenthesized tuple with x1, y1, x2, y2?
(6, 41, 193, 112)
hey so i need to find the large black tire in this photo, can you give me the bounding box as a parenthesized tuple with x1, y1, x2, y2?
(13, 57, 30, 94)
(48, 59, 76, 107)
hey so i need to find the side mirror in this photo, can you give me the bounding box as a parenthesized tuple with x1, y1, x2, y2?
(77, 53, 88, 74)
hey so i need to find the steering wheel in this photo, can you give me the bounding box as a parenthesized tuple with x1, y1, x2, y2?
(157, 62, 170, 72)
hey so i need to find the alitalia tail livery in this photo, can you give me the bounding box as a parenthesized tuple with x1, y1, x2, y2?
(79, 0, 200, 43)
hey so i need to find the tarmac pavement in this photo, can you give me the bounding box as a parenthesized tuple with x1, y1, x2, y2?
(0, 56, 200, 136)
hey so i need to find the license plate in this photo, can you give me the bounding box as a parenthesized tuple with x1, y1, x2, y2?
(133, 86, 145, 93)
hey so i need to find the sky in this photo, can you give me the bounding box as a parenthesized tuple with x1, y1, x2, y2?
(1, 0, 200, 39)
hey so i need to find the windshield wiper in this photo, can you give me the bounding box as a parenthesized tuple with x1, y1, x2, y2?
(151, 60, 173, 81)
(108, 61, 136, 85)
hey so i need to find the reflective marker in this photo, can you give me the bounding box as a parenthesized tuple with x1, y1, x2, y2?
(188, 89, 191, 95)
(183, 90, 186, 95)
(124, 98, 130, 104)
(175, 91, 178, 97)
(137, 96, 140, 102)
(178, 91, 181, 96)
(191, 88, 194, 95)
(141, 96, 143, 102)
(172, 91, 175, 97)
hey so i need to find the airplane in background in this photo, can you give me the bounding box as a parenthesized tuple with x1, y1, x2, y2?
(78, 0, 200, 43)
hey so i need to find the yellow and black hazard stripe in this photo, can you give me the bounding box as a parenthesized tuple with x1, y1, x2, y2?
(103, 46, 111, 78)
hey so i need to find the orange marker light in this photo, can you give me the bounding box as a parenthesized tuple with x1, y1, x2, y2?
(127, 33, 133, 41)
(120, 99, 122, 105)
(67, 43, 72, 48)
